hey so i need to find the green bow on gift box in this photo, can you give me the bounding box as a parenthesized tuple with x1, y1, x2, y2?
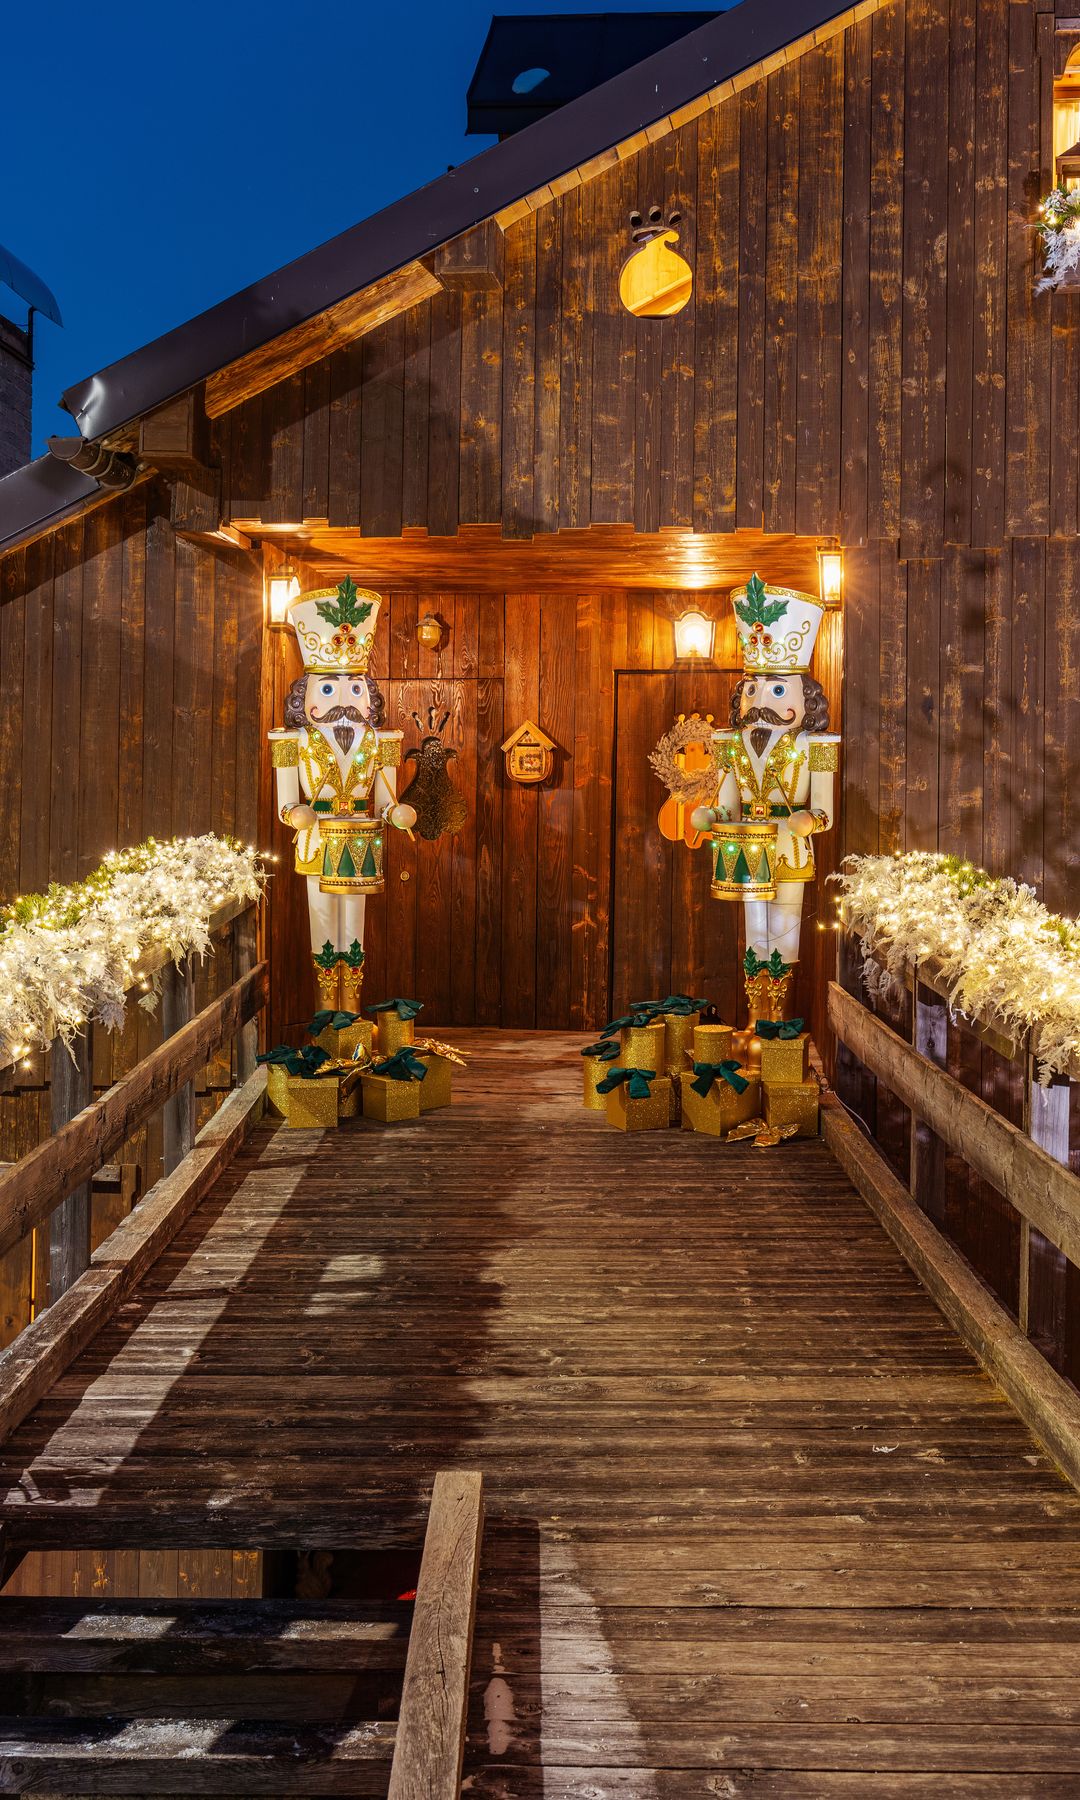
(308, 1010, 362, 1035)
(596, 1065, 656, 1100)
(632, 994, 707, 1017)
(603, 1011, 659, 1034)
(755, 1018, 805, 1040)
(371, 1048, 429, 1082)
(257, 1044, 335, 1079)
(580, 1039, 620, 1060)
(690, 1060, 749, 1098)
(367, 997, 425, 1021)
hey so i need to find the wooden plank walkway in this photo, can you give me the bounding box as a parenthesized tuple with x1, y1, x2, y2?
(3, 1030, 1080, 1793)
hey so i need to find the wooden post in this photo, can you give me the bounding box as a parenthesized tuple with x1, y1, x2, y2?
(388, 1470, 484, 1800)
(162, 958, 196, 1174)
(47, 1033, 92, 1302)
(234, 907, 259, 1085)
(910, 973, 948, 1225)
(1021, 1053, 1072, 1342)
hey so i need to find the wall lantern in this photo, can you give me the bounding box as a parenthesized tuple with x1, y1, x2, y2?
(817, 546, 844, 611)
(416, 611, 444, 651)
(673, 608, 716, 660)
(266, 557, 300, 630)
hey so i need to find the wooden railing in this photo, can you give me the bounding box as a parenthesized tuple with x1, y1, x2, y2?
(826, 960, 1080, 1490)
(389, 1469, 484, 1799)
(2, 898, 263, 1310)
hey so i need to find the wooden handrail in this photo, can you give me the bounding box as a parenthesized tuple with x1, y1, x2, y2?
(0, 962, 267, 1262)
(389, 1469, 484, 1800)
(827, 981, 1080, 1265)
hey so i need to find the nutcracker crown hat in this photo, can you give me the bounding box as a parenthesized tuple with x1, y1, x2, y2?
(288, 577, 381, 674)
(731, 574, 823, 675)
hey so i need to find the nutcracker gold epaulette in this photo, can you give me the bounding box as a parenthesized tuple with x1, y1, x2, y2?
(808, 737, 840, 772)
(377, 734, 403, 768)
(711, 732, 740, 769)
(270, 736, 300, 768)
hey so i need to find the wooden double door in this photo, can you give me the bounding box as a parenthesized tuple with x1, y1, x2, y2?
(610, 669, 741, 1024)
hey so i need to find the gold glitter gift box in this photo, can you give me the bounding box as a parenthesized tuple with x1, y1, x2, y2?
(680, 1068, 761, 1136)
(582, 1056, 610, 1110)
(605, 1073, 672, 1132)
(265, 1064, 289, 1118)
(361, 1072, 422, 1123)
(282, 1066, 363, 1130)
(758, 1031, 810, 1086)
(618, 1020, 666, 1069)
(659, 1009, 701, 1076)
(376, 1014, 416, 1057)
(416, 1052, 453, 1112)
(763, 1079, 819, 1138)
(691, 1022, 735, 1065)
(314, 1018, 374, 1062)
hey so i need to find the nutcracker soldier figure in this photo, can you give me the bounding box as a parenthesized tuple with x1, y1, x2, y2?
(268, 579, 416, 1009)
(691, 575, 840, 1021)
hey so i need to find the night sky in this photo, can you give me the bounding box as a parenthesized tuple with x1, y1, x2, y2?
(4, 1, 729, 452)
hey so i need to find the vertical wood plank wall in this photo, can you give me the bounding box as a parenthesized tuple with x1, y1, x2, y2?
(263, 594, 841, 1048)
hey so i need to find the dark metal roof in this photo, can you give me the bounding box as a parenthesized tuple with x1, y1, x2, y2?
(0, 456, 99, 555)
(466, 12, 720, 137)
(2, 0, 855, 554)
(59, 0, 848, 445)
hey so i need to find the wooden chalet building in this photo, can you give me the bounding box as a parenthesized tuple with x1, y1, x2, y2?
(2, 1, 1080, 1791)
(3, 0, 1077, 1053)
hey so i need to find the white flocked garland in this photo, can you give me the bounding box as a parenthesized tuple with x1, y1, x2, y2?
(0, 834, 265, 1068)
(834, 851, 1080, 1082)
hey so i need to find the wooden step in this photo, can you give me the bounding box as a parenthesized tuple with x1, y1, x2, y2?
(0, 1598, 412, 1675)
(0, 1715, 396, 1795)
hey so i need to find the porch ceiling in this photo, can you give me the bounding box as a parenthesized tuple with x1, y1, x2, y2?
(231, 522, 826, 593)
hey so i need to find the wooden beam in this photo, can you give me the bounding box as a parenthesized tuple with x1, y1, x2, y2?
(137, 389, 210, 476)
(430, 220, 505, 290)
(827, 981, 1080, 1266)
(203, 261, 442, 419)
(0, 962, 267, 1261)
(161, 957, 195, 1175)
(0, 1716, 396, 1794)
(388, 1469, 483, 1800)
(0, 1071, 266, 1446)
(47, 1032, 92, 1302)
(821, 1096, 1080, 1493)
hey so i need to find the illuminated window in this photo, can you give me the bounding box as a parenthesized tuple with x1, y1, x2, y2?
(1055, 46, 1080, 190)
(619, 207, 693, 318)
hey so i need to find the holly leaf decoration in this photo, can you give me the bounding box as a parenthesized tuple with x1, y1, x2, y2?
(734, 573, 787, 630)
(315, 576, 374, 631)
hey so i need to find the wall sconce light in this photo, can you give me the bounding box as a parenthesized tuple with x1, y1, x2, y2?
(417, 611, 444, 651)
(266, 556, 300, 630)
(817, 545, 844, 610)
(673, 608, 716, 660)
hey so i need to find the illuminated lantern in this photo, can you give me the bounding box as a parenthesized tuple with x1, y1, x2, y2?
(266, 558, 300, 630)
(673, 608, 716, 660)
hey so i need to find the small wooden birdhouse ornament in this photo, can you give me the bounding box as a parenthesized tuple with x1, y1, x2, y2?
(501, 720, 556, 785)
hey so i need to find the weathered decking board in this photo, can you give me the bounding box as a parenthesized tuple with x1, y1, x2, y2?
(3, 1030, 1080, 1790)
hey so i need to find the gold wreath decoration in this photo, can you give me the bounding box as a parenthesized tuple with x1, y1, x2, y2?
(647, 713, 717, 804)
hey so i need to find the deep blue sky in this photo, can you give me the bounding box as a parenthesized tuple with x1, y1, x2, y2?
(4, 1, 722, 452)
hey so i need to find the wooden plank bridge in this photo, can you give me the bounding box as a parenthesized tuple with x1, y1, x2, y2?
(2, 1032, 1080, 1793)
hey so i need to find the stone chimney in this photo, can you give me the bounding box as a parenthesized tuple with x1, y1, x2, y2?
(0, 311, 32, 477)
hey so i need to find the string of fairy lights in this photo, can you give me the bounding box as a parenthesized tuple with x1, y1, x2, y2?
(0, 835, 267, 1071)
(834, 850, 1080, 1082)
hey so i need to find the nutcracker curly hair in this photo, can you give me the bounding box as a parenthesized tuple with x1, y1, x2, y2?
(729, 673, 830, 734)
(284, 672, 386, 730)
